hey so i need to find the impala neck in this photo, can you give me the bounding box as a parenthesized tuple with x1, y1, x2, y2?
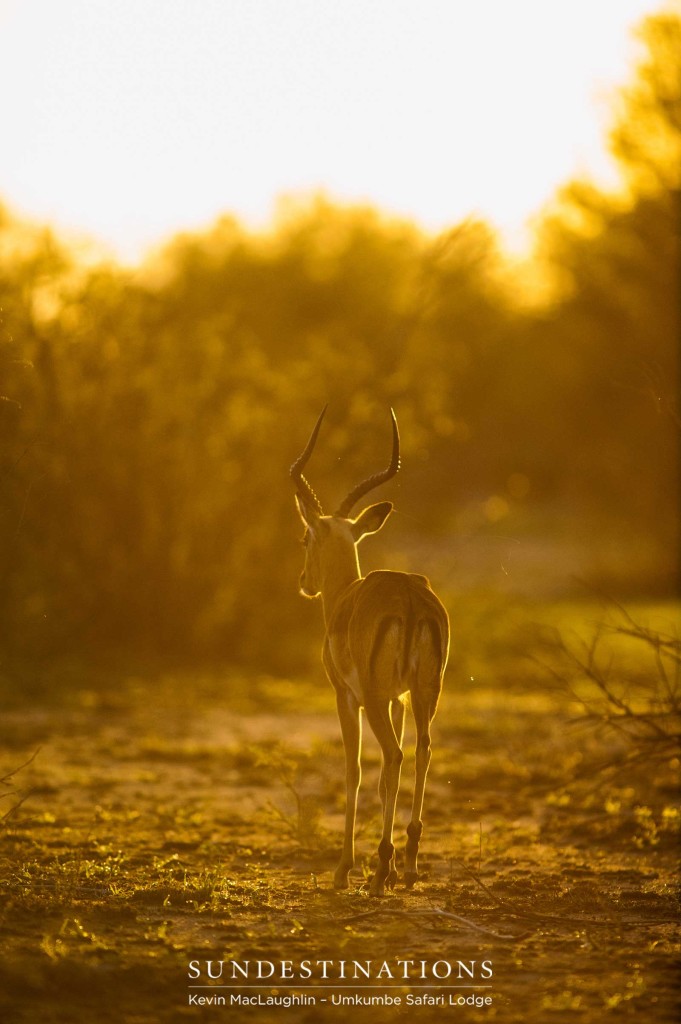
(320, 541, 361, 626)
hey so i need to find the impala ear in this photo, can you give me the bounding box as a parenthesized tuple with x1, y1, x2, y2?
(350, 501, 393, 542)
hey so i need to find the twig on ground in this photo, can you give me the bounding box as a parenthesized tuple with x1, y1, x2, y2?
(330, 904, 526, 941)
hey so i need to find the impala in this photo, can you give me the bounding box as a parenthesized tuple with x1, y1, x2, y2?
(290, 407, 449, 897)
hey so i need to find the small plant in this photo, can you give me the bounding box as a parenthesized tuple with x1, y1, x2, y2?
(537, 603, 680, 779)
(255, 744, 322, 844)
(1, 749, 39, 829)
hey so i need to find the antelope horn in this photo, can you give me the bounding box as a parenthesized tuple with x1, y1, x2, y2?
(290, 405, 328, 515)
(335, 408, 401, 518)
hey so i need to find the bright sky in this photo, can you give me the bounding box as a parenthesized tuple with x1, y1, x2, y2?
(0, 0, 666, 262)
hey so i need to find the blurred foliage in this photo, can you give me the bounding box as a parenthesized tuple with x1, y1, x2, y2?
(610, 10, 681, 195)
(0, 11, 678, 677)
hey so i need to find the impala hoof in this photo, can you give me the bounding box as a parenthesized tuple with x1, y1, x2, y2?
(386, 869, 398, 890)
(333, 860, 352, 892)
(404, 871, 419, 889)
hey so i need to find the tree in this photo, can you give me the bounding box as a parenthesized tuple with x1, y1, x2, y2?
(610, 9, 681, 196)
(531, 8, 680, 591)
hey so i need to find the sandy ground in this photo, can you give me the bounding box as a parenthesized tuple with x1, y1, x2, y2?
(0, 650, 678, 1023)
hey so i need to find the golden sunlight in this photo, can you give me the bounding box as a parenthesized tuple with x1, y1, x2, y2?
(0, 0, 669, 260)
(1, 4, 679, 1020)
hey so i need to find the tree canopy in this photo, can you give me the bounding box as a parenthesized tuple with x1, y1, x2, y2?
(1, 10, 678, 677)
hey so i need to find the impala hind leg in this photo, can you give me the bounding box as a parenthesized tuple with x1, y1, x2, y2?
(365, 699, 404, 897)
(334, 688, 362, 889)
(404, 689, 439, 889)
(377, 697, 405, 890)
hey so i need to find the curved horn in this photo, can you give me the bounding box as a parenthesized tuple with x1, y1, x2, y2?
(290, 405, 328, 515)
(335, 408, 401, 518)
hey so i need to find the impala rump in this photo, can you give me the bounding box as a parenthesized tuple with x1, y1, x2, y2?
(328, 570, 449, 704)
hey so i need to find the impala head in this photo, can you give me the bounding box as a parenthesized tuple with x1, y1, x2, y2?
(290, 407, 401, 599)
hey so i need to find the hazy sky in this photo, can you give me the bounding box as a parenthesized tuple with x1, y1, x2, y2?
(0, 0, 666, 261)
